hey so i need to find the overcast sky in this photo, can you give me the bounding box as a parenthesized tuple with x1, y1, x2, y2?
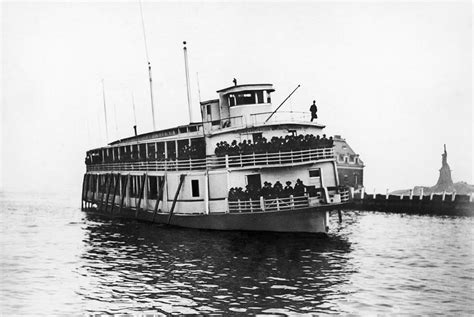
(1, 1, 472, 194)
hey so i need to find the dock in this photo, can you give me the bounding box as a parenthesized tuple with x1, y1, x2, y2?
(347, 190, 474, 216)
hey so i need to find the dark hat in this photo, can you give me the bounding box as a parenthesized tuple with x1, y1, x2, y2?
(286, 181, 291, 185)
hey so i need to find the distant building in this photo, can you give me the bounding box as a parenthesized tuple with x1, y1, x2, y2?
(333, 135, 364, 189)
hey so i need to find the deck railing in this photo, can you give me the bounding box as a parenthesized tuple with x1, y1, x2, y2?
(250, 111, 313, 125)
(86, 147, 335, 172)
(228, 187, 350, 213)
(228, 195, 310, 213)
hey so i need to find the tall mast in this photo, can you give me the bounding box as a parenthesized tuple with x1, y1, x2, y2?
(131, 93, 138, 136)
(196, 72, 202, 103)
(183, 41, 193, 123)
(139, 0, 156, 131)
(101, 79, 109, 143)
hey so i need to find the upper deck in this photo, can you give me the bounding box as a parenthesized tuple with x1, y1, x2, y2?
(86, 146, 335, 173)
(85, 82, 332, 172)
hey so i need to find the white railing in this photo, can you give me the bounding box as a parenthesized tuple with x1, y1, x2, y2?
(228, 195, 310, 213)
(86, 147, 335, 172)
(250, 111, 313, 125)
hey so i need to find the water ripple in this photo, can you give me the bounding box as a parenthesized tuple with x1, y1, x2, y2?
(1, 193, 473, 315)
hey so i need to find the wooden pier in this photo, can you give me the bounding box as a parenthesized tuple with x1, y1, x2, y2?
(347, 190, 474, 216)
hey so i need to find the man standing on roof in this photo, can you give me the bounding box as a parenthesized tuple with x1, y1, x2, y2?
(310, 100, 318, 122)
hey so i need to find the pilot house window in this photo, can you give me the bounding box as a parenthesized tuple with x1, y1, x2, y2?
(236, 92, 255, 105)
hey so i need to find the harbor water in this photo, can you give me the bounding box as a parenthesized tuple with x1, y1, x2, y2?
(1, 191, 472, 315)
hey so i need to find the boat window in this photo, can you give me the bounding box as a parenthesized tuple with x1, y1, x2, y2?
(166, 141, 176, 159)
(191, 179, 200, 197)
(206, 105, 211, 115)
(179, 127, 188, 134)
(236, 92, 255, 106)
(147, 143, 156, 160)
(266, 90, 272, 103)
(229, 95, 236, 107)
(189, 126, 198, 132)
(132, 144, 138, 160)
(156, 142, 165, 159)
(139, 144, 146, 159)
(177, 139, 189, 158)
(256, 91, 264, 103)
(113, 147, 119, 161)
(309, 169, 321, 178)
(191, 138, 206, 158)
(148, 176, 158, 199)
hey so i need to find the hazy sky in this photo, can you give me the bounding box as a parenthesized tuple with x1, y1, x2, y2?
(1, 1, 472, 194)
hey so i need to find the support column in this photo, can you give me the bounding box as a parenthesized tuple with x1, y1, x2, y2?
(204, 171, 210, 215)
(104, 173, 113, 212)
(110, 173, 120, 213)
(119, 174, 128, 214)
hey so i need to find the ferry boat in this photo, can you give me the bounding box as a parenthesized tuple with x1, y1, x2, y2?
(81, 81, 351, 233)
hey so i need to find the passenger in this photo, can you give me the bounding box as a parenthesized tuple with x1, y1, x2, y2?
(228, 187, 237, 201)
(261, 181, 273, 198)
(322, 134, 328, 147)
(310, 100, 318, 122)
(274, 181, 283, 198)
(283, 181, 294, 197)
(294, 179, 306, 196)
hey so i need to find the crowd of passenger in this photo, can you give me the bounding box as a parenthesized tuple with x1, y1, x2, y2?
(215, 134, 334, 157)
(228, 179, 308, 201)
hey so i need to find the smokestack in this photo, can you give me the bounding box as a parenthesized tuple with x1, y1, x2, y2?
(183, 41, 193, 123)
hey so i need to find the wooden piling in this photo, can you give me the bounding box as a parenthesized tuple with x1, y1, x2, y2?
(338, 209, 342, 223)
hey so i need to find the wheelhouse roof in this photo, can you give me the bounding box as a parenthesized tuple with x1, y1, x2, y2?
(216, 83, 275, 94)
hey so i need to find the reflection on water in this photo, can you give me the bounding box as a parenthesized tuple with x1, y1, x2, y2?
(1, 192, 473, 315)
(78, 215, 353, 314)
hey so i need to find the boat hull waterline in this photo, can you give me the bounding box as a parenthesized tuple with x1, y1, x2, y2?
(83, 204, 347, 233)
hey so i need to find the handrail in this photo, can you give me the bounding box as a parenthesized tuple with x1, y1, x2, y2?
(228, 195, 309, 213)
(87, 147, 335, 172)
(250, 111, 312, 125)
